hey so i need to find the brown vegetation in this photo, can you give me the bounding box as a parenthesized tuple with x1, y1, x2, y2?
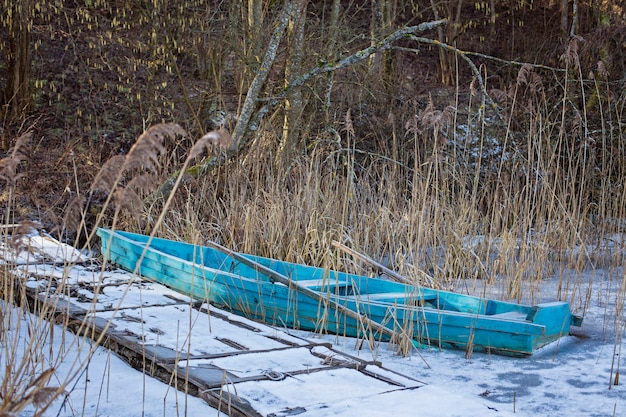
(0, 0, 622, 284)
(0, 1, 625, 413)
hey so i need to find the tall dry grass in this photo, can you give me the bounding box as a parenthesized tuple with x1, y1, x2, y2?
(0, 125, 208, 415)
(1, 40, 625, 413)
(0, 136, 67, 416)
(117, 46, 624, 350)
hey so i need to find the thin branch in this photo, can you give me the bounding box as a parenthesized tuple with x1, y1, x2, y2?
(397, 45, 567, 77)
(230, 0, 294, 149)
(160, 19, 448, 192)
(286, 19, 448, 92)
(249, 20, 450, 142)
(408, 35, 498, 111)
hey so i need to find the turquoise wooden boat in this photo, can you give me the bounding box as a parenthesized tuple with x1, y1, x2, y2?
(97, 228, 583, 356)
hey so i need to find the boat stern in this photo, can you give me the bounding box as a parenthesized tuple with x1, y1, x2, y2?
(526, 301, 581, 337)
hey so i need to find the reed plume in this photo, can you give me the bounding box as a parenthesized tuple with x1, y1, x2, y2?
(0, 368, 61, 416)
(91, 123, 186, 194)
(0, 132, 31, 188)
(64, 123, 187, 239)
(189, 127, 232, 162)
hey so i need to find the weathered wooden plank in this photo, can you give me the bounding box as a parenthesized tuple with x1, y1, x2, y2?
(7, 236, 431, 417)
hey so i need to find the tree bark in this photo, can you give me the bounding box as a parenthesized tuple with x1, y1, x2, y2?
(247, 0, 264, 59)
(278, 0, 307, 168)
(369, 0, 384, 73)
(429, 0, 448, 85)
(382, 0, 398, 95)
(230, 0, 293, 150)
(431, 0, 464, 86)
(323, 0, 342, 125)
(159, 18, 448, 197)
(3, 0, 33, 121)
(561, 0, 569, 36)
(570, 0, 578, 37)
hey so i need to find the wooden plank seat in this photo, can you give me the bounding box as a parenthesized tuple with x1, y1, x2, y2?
(487, 311, 529, 321)
(362, 292, 437, 301)
(292, 279, 349, 289)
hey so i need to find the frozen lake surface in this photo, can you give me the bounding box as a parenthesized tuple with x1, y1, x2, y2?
(300, 267, 624, 417)
(1, 233, 623, 416)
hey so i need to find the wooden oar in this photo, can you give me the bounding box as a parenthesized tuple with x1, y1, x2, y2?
(205, 240, 401, 343)
(332, 240, 434, 287)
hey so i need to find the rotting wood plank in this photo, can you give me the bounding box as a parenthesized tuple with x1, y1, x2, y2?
(23, 292, 267, 415)
(179, 362, 348, 389)
(7, 269, 265, 416)
(7, 251, 427, 417)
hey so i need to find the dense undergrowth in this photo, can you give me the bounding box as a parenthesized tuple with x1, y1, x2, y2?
(1, 1, 625, 414)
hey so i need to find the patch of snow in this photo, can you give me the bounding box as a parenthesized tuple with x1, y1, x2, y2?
(1, 235, 623, 417)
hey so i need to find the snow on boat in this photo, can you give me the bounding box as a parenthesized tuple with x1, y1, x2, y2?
(97, 228, 583, 356)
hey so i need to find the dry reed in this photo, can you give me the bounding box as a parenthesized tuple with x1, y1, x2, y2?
(1, 35, 625, 414)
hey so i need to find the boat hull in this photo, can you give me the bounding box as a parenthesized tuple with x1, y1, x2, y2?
(97, 228, 582, 356)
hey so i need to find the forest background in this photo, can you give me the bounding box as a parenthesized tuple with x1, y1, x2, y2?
(1, 0, 625, 293)
(1, 2, 625, 414)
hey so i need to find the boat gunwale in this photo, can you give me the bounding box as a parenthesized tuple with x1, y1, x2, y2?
(99, 228, 591, 354)
(98, 229, 554, 338)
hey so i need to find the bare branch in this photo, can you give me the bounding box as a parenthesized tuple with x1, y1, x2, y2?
(230, 0, 294, 149)
(163, 18, 449, 191)
(286, 19, 448, 92)
(408, 35, 500, 112)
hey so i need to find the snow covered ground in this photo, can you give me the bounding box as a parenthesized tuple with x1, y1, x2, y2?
(1, 233, 624, 416)
(1, 311, 220, 417)
(300, 267, 624, 416)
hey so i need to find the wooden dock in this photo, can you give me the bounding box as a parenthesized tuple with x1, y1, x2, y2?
(2, 232, 428, 417)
